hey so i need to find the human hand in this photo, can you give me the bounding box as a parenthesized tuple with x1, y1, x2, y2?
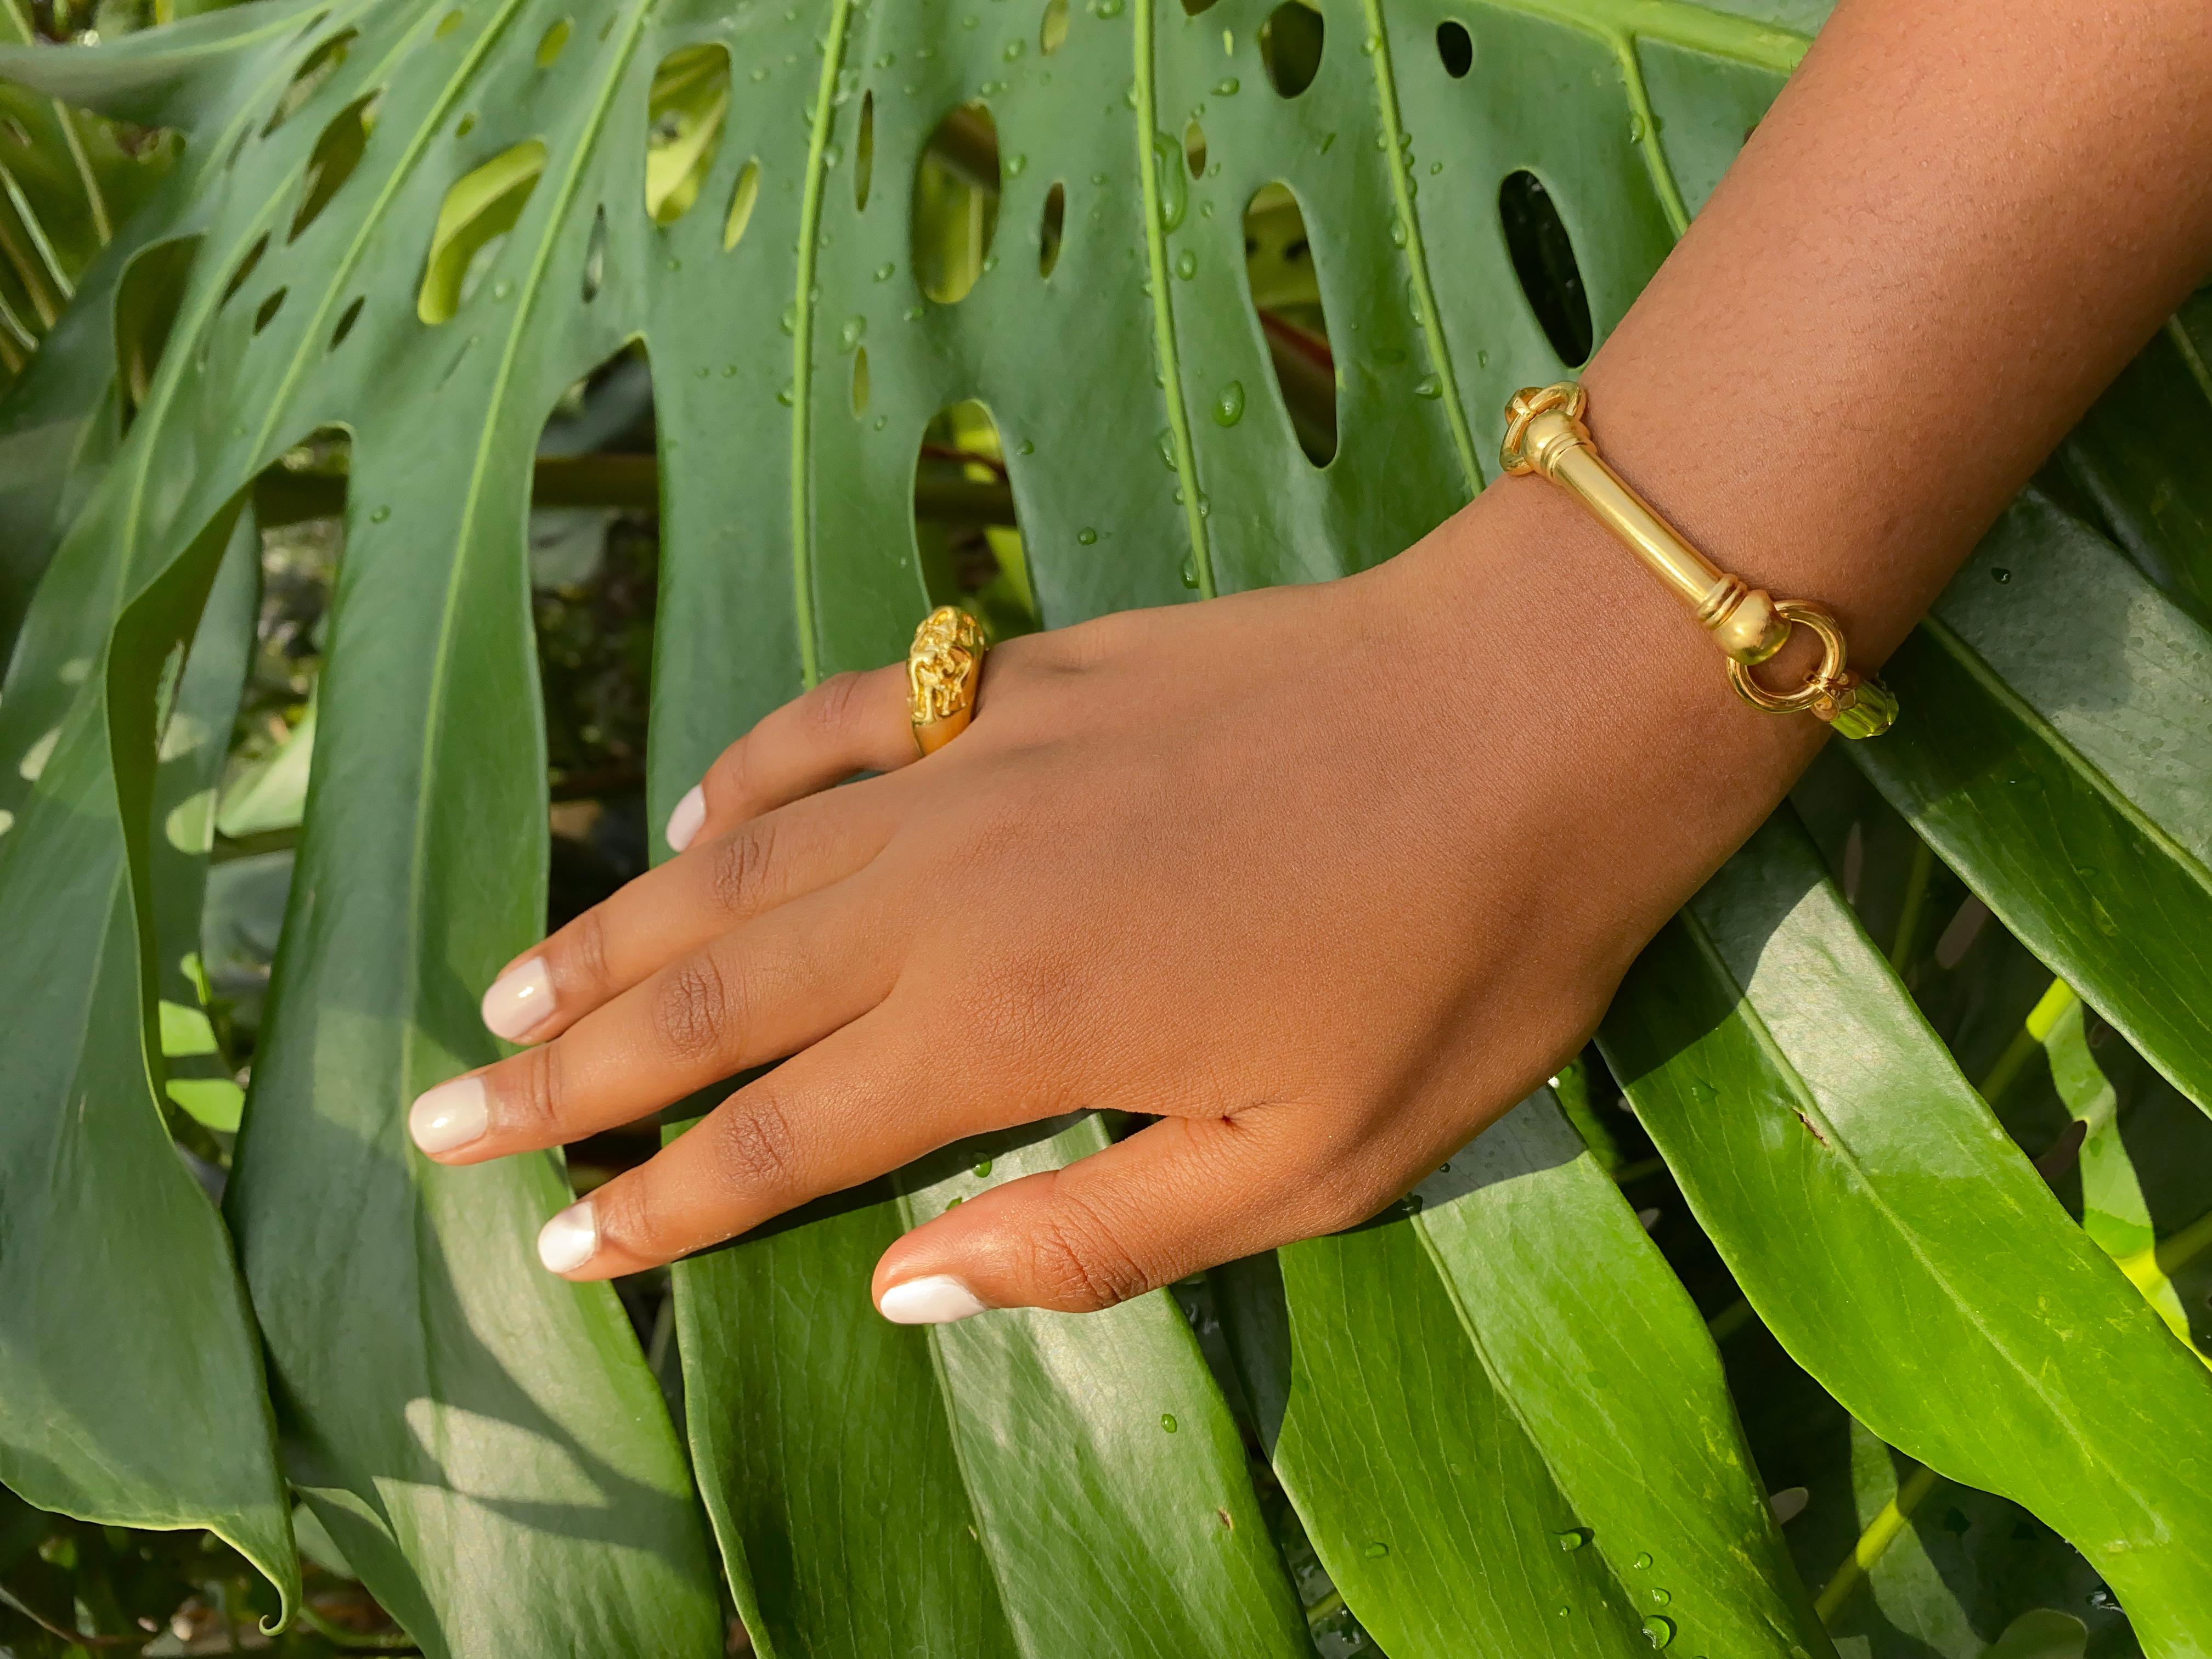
(406, 479, 1820, 1321)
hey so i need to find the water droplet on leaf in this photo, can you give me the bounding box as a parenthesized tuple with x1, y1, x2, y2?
(1214, 381, 1244, 426)
(1160, 1413, 1178, 1433)
(1554, 1527, 1590, 1551)
(1077, 527, 1098, 544)
(369, 505, 391, 522)
(1363, 1541, 1389, 1558)
(1175, 249, 1197, 279)
(1642, 1616, 1674, 1649)
(1414, 375, 1441, 398)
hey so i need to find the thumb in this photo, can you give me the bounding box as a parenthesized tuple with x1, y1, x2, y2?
(870, 1110, 1350, 1323)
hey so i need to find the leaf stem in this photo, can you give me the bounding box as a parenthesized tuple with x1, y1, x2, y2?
(0, 161, 72, 307)
(1813, 1460, 1941, 1624)
(292, 1602, 419, 1651)
(1885, 838, 1936, 974)
(788, 0, 857, 686)
(1976, 979, 2075, 1108)
(1133, 0, 1212, 596)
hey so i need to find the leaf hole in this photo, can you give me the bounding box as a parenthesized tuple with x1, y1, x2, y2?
(1498, 169, 1592, 366)
(530, 341, 656, 594)
(1039, 0, 1068, 55)
(1244, 183, 1335, 465)
(851, 345, 870, 416)
(253, 287, 288, 335)
(646, 43, 731, 225)
(915, 400, 1038, 636)
(1038, 180, 1064, 276)
(535, 18, 572, 67)
(913, 102, 1000, 305)
(264, 29, 357, 136)
(221, 233, 269, 306)
(113, 235, 199, 431)
(330, 294, 365, 349)
(1436, 20, 1471, 77)
(854, 89, 874, 212)
(1258, 1, 1323, 99)
(417, 138, 547, 324)
(289, 91, 381, 242)
(582, 204, 607, 301)
(1183, 119, 1206, 178)
(724, 159, 760, 251)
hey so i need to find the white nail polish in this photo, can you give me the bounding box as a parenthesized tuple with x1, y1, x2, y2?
(409, 1075, 488, 1155)
(537, 1201, 598, 1273)
(665, 785, 707, 853)
(481, 957, 552, 1041)
(877, 1274, 989, 1325)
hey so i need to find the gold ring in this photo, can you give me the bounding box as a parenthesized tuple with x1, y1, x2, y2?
(908, 605, 987, 756)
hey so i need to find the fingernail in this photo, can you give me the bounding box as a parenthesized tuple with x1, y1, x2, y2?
(481, 957, 553, 1041)
(537, 1201, 598, 1273)
(877, 1274, 989, 1325)
(665, 785, 707, 853)
(409, 1075, 488, 1156)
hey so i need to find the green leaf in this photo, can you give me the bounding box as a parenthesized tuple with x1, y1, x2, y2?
(1600, 812, 2212, 1649)
(150, 509, 257, 1144)
(0, 490, 296, 1614)
(1218, 1094, 1830, 1658)
(0, 5, 722, 1648)
(2053, 292, 2212, 621)
(680, 1118, 1312, 1659)
(1850, 489, 2212, 1127)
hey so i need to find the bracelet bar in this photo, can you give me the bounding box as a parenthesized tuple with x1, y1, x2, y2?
(1500, 381, 1898, 739)
(1503, 391, 1789, 665)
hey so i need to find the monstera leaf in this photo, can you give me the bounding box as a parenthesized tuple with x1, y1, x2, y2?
(2, 0, 2210, 1653)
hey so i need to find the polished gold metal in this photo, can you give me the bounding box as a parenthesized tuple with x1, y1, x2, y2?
(1502, 382, 1895, 738)
(909, 605, 987, 755)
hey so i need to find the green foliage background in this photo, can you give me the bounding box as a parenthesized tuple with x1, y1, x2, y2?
(0, 0, 2210, 1652)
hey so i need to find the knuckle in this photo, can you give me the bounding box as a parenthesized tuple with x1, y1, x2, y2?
(707, 1090, 803, 1191)
(652, 951, 738, 1065)
(501, 1040, 570, 1140)
(806, 670, 869, 741)
(710, 736, 757, 814)
(1026, 1193, 1153, 1311)
(552, 906, 610, 1001)
(590, 1175, 659, 1261)
(703, 821, 778, 917)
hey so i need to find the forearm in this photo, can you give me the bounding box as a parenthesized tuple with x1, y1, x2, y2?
(1575, 0, 2212, 662)
(1386, 0, 2212, 932)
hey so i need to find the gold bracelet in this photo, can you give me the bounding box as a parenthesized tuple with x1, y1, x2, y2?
(1500, 382, 1898, 740)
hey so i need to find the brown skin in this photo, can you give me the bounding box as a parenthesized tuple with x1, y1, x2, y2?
(416, 0, 2212, 1311)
